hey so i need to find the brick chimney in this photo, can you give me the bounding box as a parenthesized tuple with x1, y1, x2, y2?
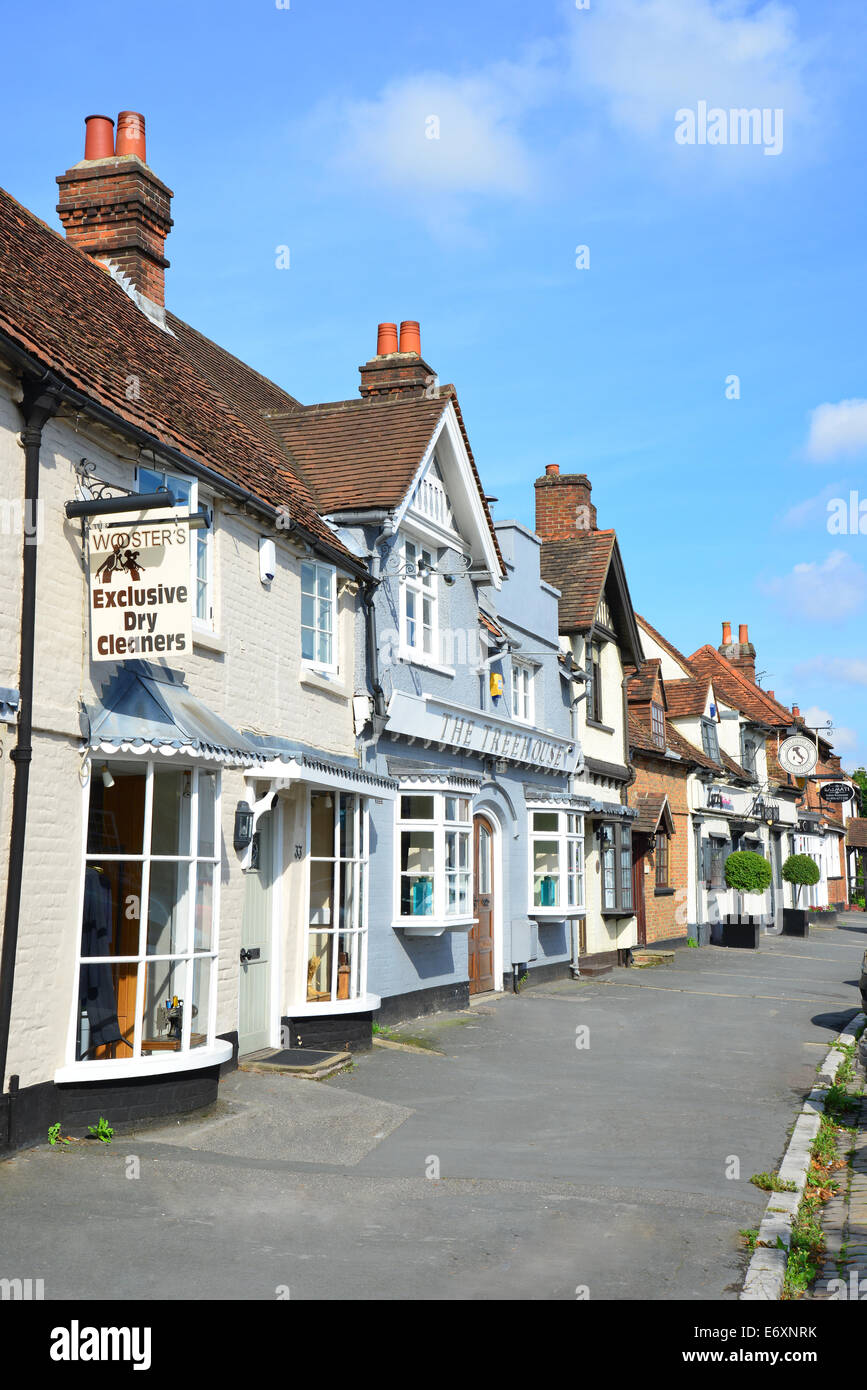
(719, 620, 756, 684)
(57, 112, 173, 309)
(534, 465, 597, 539)
(359, 321, 437, 398)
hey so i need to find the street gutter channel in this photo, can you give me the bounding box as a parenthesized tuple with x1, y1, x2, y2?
(740, 1010, 866, 1301)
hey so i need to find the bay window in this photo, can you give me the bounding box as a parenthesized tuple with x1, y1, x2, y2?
(307, 792, 368, 1003)
(77, 761, 220, 1063)
(600, 821, 633, 913)
(396, 792, 472, 924)
(529, 810, 584, 914)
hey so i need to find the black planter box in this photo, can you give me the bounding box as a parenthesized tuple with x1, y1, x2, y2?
(807, 911, 837, 927)
(783, 908, 809, 937)
(721, 915, 760, 949)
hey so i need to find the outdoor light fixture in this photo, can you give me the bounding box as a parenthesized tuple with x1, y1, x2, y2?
(233, 801, 254, 850)
(494, 758, 508, 775)
(101, 765, 115, 789)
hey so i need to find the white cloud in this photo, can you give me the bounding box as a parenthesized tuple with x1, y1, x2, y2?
(800, 705, 857, 752)
(805, 399, 867, 462)
(762, 550, 867, 620)
(566, 0, 812, 141)
(323, 58, 552, 199)
(778, 483, 842, 530)
(795, 657, 867, 686)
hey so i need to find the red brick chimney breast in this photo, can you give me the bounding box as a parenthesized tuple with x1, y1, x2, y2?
(534, 469, 597, 538)
(57, 112, 173, 308)
(359, 320, 436, 398)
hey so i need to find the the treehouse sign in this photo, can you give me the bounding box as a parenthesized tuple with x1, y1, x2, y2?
(87, 508, 192, 661)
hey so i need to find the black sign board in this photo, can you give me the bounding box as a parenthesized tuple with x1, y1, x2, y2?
(819, 782, 856, 804)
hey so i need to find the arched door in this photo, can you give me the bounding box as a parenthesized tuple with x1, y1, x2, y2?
(469, 815, 495, 995)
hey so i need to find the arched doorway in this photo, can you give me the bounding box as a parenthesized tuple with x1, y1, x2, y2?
(469, 814, 496, 994)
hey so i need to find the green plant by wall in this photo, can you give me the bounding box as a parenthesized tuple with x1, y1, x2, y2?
(782, 854, 821, 906)
(724, 850, 772, 894)
(87, 1116, 114, 1144)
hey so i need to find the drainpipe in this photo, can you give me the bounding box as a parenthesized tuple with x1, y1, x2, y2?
(0, 377, 61, 1104)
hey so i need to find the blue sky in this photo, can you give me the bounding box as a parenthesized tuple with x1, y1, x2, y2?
(2, 0, 866, 765)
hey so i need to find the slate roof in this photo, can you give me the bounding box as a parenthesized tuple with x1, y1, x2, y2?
(0, 183, 350, 561)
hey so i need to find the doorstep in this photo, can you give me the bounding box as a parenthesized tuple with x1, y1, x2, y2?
(238, 1048, 352, 1080)
(631, 949, 675, 969)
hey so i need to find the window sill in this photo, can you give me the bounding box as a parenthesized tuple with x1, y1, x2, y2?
(397, 650, 456, 678)
(55, 1040, 233, 1084)
(299, 667, 350, 699)
(586, 718, 616, 735)
(600, 907, 636, 917)
(393, 916, 476, 937)
(529, 907, 585, 919)
(192, 627, 227, 654)
(287, 993, 381, 1017)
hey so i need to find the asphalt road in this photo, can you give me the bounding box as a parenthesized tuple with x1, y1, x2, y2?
(2, 918, 865, 1301)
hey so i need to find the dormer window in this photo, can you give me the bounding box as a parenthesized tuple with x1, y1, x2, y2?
(701, 718, 720, 763)
(651, 701, 665, 749)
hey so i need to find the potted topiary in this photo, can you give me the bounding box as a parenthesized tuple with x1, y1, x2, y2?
(781, 854, 821, 936)
(721, 850, 772, 948)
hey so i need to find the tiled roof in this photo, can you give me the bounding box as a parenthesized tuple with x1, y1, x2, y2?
(627, 658, 663, 705)
(267, 384, 504, 569)
(631, 791, 674, 835)
(720, 749, 752, 783)
(847, 819, 867, 848)
(664, 678, 710, 717)
(0, 183, 350, 560)
(538, 531, 616, 631)
(688, 646, 790, 728)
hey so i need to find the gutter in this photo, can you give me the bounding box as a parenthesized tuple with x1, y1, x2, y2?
(0, 327, 369, 584)
(0, 372, 62, 1113)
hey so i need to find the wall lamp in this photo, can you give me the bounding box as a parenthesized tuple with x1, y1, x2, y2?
(233, 801, 254, 851)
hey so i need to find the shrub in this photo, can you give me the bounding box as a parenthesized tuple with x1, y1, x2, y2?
(782, 853, 821, 904)
(724, 849, 772, 894)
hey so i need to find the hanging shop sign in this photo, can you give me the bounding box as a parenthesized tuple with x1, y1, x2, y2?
(87, 508, 192, 662)
(778, 734, 818, 776)
(819, 782, 856, 804)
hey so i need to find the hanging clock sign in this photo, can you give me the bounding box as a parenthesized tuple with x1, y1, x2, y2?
(778, 734, 819, 776)
(819, 782, 856, 804)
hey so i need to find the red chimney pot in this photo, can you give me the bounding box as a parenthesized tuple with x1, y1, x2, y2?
(721, 621, 732, 646)
(739, 623, 749, 644)
(84, 115, 115, 161)
(545, 464, 560, 476)
(376, 323, 398, 356)
(399, 320, 421, 356)
(116, 111, 146, 161)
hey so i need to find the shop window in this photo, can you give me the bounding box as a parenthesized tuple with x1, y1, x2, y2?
(138, 465, 212, 628)
(76, 762, 220, 1063)
(307, 792, 368, 1003)
(654, 830, 670, 889)
(402, 537, 438, 660)
(529, 810, 584, 913)
(396, 792, 471, 922)
(301, 561, 337, 670)
(511, 660, 534, 724)
(706, 836, 728, 889)
(600, 822, 633, 913)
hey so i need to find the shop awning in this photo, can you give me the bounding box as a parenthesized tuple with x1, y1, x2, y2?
(87, 663, 264, 765)
(247, 735, 398, 796)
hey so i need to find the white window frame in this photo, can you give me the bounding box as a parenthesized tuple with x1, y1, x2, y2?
(400, 535, 439, 665)
(528, 809, 584, 916)
(305, 790, 369, 1005)
(511, 659, 535, 725)
(137, 464, 214, 630)
(71, 759, 221, 1069)
(301, 560, 338, 674)
(394, 789, 473, 927)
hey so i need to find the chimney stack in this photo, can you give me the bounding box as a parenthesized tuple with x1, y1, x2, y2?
(534, 467, 597, 539)
(57, 111, 173, 309)
(718, 620, 756, 684)
(359, 319, 436, 398)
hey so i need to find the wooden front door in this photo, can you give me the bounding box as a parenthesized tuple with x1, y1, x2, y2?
(469, 815, 495, 995)
(239, 811, 274, 1055)
(633, 838, 647, 947)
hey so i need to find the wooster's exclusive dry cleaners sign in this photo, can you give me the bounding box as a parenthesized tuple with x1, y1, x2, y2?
(88, 508, 192, 661)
